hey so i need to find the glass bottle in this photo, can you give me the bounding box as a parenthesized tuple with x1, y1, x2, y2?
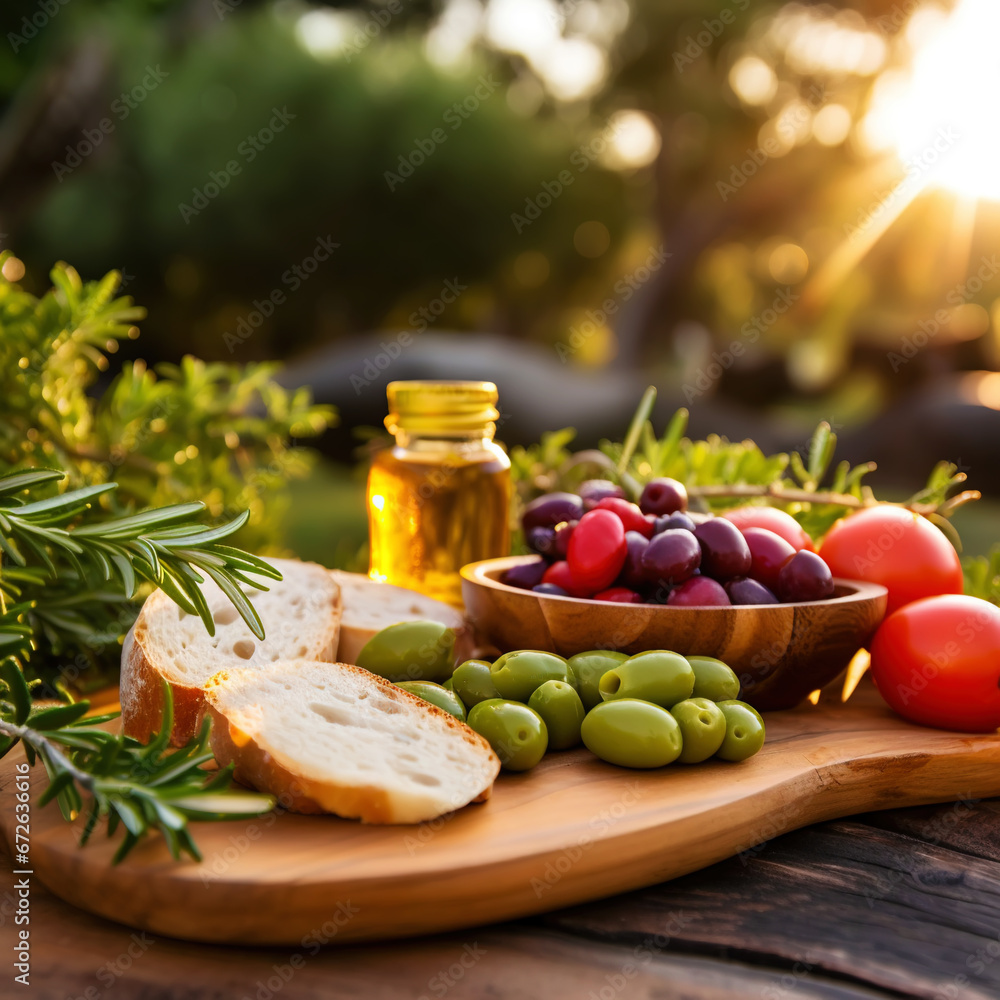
(367, 380, 511, 607)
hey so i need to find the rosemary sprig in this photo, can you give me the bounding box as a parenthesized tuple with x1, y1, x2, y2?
(0, 661, 274, 863)
(0, 467, 281, 644)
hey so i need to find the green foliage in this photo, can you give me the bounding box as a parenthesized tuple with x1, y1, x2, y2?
(0, 665, 274, 864)
(963, 546, 1000, 606)
(1, 257, 333, 687)
(19, 9, 629, 362)
(511, 387, 978, 545)
(0, 257, 334, 552)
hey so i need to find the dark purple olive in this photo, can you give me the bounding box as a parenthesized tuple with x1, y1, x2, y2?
(640, 529, 701, 586)
(693, 519, 752, 581)
(533, 582, 569, 596)
(527, 526, 558, 558)
(617, 530, 650, 589)
(554, 519, 577, 558)
(654, 512, 696, 534)
(686, 511, 715, 525)
(639, 478, 688, 516)
(522, 492, 585, 534)
(578, 479, 627, 511)
(775, 550, 835, 602)
(502, 559, 547, 590)
(725, 577, 779, 605)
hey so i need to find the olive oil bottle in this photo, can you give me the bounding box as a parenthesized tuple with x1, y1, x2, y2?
(367, 381, 511, 607)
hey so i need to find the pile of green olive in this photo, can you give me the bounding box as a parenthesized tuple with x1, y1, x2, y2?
(355, 622, 765, 772)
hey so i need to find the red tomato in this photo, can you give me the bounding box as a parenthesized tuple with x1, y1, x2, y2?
(722, 507, 814, 551)
(593, 586, 643, 604)
(593, 497, 654, 537)
(567, 509, 627, 592)
(819, 506, 963, 614)
(870, 595, 1000, 732)
(541, 560, 592, 598)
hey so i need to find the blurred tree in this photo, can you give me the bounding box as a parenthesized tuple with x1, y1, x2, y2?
(2, 0, 997, 429)
(1, 0, 630, 362)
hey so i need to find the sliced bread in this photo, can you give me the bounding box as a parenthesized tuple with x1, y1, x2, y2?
(204, 659, 500, 823)
(121, 558, 341, 746)
(329, 570, 465, 664)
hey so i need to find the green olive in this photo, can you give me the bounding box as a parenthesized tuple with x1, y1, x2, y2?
(582, 699, 683, 768)
(490, 650, 570, 703)
(598, 650, 694, 709)
(356, 621, 455, 683)
(528, 680, 585, 751)
(396, 681, 466, 721)
(670, 698, 726, 763)
(467, 699, 548, 771)
(443, 677, 454, 691)
(452, 659, 501, 709)
(687, 656, 741, 702)
(715, 700, 766, 762)
(567, 650, 629, 709)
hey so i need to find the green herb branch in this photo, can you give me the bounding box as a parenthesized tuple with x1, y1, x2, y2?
(0, 662, 274, 863)
(512, 386, 981, 549)
(0, 468, 281, 682)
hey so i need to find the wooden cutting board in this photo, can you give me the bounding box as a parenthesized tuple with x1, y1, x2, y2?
(3, 685, 1000, 946)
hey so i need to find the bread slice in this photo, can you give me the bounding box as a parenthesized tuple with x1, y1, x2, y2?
(329, 570, 465, 664)
(121, 558, 341, 747)
(204, 659, 500, 824)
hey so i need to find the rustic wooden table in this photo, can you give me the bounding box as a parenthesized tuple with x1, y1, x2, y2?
(6, 793, 999, 1000)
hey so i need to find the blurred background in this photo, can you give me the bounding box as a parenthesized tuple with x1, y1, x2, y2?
(3, 0, 999, 564)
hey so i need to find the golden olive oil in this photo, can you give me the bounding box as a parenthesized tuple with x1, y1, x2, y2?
(367, 382, 511, 607)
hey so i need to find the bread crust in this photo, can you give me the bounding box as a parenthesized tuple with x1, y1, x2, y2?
(121, 561, 342, 747)
(120, 620, 210, 746)
(205, 661, 500, 823)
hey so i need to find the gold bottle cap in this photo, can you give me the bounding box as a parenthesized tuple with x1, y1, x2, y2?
(385, 380, 500, 436)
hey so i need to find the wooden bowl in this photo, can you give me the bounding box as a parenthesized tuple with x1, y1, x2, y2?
(460, 556, 888, 711)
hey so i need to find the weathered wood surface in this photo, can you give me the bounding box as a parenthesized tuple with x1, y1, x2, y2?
(6, 800, 1000, 999)
(4, 687, 1000, 945)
